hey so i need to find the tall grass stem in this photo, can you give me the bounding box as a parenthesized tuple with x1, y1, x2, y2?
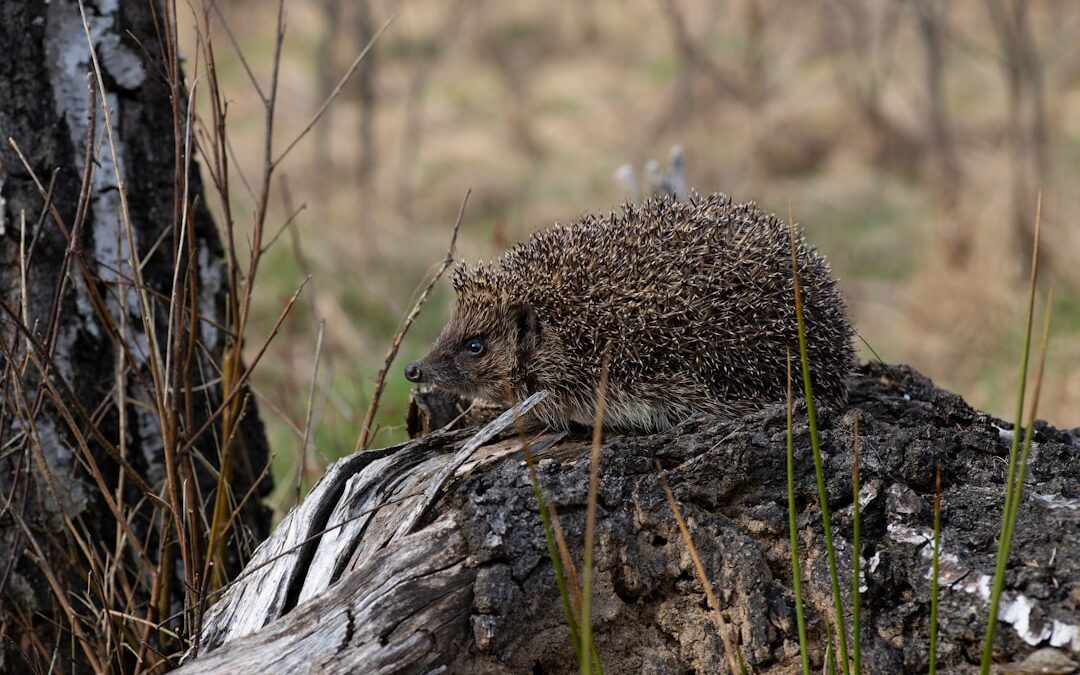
(580, 348, 611, 675)
(788, 214, 850, 675)
(850, 415, 861, 675)
(979, 194, 1042, 674)
(786, 352, 811, 675)
(929, 464, 942, 675)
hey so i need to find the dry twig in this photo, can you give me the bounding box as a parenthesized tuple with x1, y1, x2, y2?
(355, 189, 471, 451)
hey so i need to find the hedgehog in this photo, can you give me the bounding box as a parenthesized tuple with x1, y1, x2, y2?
(404, 193, 855, 432)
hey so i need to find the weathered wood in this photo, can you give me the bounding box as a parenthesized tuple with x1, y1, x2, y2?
(192, 391, 549, 652)
(181, 517, 473, 674)
(182, 364, 1080, 674)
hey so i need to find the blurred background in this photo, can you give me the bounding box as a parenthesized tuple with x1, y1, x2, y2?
(180, 0, 1080, 511)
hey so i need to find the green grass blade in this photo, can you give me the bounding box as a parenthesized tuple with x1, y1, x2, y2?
(787, 352, 811, 675)
(509, 391, 591, 671)
(826, 623, 837, 675)
(979, 195, 1042, 674)
(981, 289, 1053, 674)
(525, 447, 584, 664)
(527, 454, 604, 675)
(788, 217, 850, 675)
(581, 349, 611, 675)
(851, 416, 861, 675)
(1003, 286, 1053, 565)
(589, 635, 604, 675)
(929, 464, 942, 675)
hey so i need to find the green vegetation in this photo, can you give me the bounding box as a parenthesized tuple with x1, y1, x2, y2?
(850, 419, 862, 675)
(786, 354, 811, 675)
(979, 205, 1053, 672)
(789, 221, 851, 675)
(929, 465, 942, 675)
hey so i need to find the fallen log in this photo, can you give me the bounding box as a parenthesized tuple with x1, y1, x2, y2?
(179, 364, 1080, 674)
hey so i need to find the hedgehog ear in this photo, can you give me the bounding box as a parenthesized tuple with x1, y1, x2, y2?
(513, 304, 540, 352)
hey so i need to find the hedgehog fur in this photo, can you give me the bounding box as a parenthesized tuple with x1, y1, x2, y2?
(405, 192, 855, 432)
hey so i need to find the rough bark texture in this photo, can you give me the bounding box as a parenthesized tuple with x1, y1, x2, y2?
(180, 364, 1079, 674)
(0, 1, 270, 670)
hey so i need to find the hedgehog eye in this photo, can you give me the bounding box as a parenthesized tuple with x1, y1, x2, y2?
(464, 337, 486, 357)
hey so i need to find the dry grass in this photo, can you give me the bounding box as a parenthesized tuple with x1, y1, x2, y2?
(656, 460, 743, 675)
(1, 0, 343, 668)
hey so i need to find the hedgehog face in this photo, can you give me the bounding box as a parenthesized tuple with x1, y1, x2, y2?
(405, 296, 540, 403)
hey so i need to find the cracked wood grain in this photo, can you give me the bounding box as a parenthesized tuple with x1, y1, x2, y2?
(192, 392, 547, 651)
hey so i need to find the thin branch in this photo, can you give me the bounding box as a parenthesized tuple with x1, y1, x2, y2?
(206, 0, 267, 102)
(179, 277, 309, 457)
(355, 189, 470, 451)
(273, 15, 396, 168)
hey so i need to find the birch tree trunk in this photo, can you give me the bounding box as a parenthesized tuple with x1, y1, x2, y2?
(0, 1, 270, 671)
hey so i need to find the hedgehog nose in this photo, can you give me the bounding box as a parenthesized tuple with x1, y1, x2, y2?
(404, 361, 423, 383)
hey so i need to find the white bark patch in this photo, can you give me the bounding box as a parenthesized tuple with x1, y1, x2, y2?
(197, 246, 223, 352)
(886, 522, 932, 546)
(857, 480, 880, 509)
(32, 419, 88, 517)
(99, 34, 143, 90)
(67, 257, 100, 337)
(52, 321, 81, 385)
(1050, 621, 1080, 651)
(134, 383, 165, 485)
(1000, 594, 1052, 646)
(1032, 492, 1080, 511)
(885, 500, 1079, 654)
(993, 423, 1015, 441)
(925, 545, 1077, 653)
(0, 175, 7, 236)
(46, 1, 144, 333)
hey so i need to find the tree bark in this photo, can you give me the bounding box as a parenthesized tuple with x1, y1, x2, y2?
(180, 364, 1080, 674)
(0, 1, 270, 670)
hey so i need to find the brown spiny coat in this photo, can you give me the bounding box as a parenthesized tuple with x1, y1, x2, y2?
(406, 193, 855, 431)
